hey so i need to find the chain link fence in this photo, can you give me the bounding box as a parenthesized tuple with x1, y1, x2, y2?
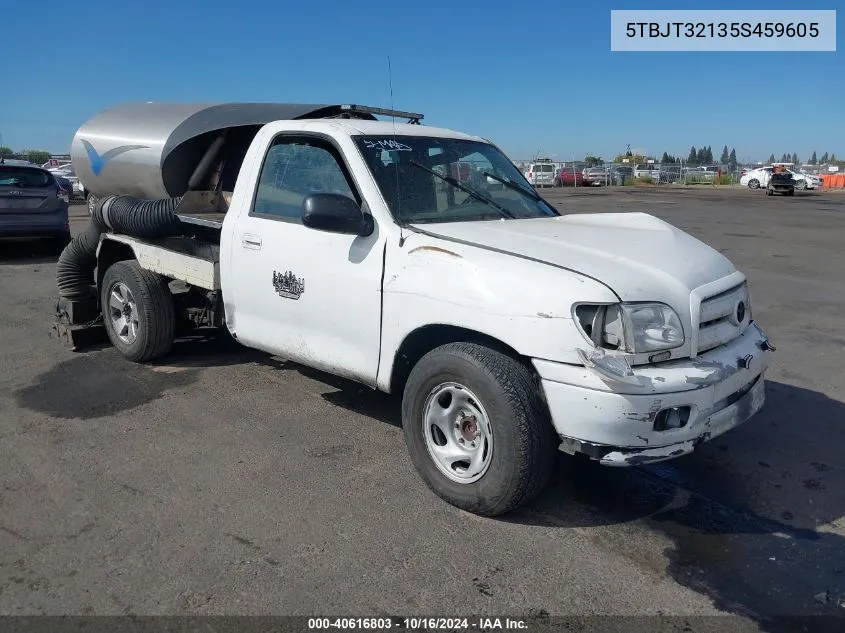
(510, 159, 747, 187)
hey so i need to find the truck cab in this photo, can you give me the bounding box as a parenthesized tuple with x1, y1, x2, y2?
(56, 103, 775, 517)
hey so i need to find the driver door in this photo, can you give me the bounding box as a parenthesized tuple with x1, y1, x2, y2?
(226, 133, 385, 386)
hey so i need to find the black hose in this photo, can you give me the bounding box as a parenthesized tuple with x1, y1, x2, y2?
(56, 195, 183, 299)
(55, 220, 102, 300)
(96, 195, 183, 238)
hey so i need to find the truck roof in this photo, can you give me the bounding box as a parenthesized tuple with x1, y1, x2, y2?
(321, 118, 483, 142)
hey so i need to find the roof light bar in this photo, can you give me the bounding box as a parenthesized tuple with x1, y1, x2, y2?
(339, 104, 424, 124)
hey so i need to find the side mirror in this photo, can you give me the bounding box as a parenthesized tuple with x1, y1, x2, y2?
(301, 193, 374, 236)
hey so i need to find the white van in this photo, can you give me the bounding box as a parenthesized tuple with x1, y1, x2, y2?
(524, 161, 557, 187)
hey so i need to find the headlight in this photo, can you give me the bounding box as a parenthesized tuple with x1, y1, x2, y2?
(576, 302, 685, 354)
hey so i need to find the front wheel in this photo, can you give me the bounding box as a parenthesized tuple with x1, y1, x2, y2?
(401, 342, 556, 516)
(794, 180, 806, 190)
(101, 260, 175, 362)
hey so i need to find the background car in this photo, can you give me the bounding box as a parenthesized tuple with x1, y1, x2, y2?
(524, 161, 557, 187)
(767, 170, 795, 196)
(791, 171, 822, 190)
(740, 166, 772, 189)
(634, 163, 661, 180)
(741, 166, 819, 191)
(683, 166, 719, 183)
(582, 166, 610, 186)
(46, 162, 86, 200)
(554, 168, 587, 187)
(0, 163, 71, 253)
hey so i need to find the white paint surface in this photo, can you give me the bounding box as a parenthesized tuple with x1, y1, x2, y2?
(119, 118, 772, 460)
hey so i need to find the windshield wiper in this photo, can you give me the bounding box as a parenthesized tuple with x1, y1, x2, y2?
(482, 172, 543, 202)
(409, 160, 515, 219)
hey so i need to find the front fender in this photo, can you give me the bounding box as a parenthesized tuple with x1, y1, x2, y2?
(376, 231, 618, 390)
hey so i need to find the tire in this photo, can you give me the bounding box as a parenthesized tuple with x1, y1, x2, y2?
(748, 179, 760, 189)
(794, 180, 806, 190)
(401, 342, 556, 517)
(100, 260, 175, 362)
(787, 189, 795, 196)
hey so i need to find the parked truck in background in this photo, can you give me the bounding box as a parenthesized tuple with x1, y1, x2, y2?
(54, 102, 775, 516)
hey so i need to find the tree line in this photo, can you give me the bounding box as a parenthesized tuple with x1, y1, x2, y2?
(0, 146, 54, 165)
(604, 145, 843, 171)
(767, 151, 838, 165)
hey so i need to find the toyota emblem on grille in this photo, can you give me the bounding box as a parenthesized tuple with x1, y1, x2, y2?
(736, 301, 746, 323)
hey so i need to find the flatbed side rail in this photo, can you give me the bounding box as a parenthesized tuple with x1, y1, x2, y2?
(98, 234, 221, 291)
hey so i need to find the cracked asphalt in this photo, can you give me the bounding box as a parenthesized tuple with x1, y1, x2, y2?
(0, 186, 843, 632)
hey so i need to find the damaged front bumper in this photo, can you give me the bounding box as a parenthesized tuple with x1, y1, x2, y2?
(534, 322, 774, 467)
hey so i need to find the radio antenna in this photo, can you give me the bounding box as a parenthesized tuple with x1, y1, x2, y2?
(388, 55, 405, 245)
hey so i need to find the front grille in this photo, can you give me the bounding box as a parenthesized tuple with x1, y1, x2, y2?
(697, 282, 751, 354)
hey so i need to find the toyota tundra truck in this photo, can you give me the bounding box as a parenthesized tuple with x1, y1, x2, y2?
(53, 102, 775, 516)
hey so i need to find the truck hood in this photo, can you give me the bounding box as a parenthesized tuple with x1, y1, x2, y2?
(410, 213, 737, 303)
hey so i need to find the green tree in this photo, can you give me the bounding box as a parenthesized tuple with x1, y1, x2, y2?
(831, 153, 837, 162)
(791, 153, 799, 165)
(21, 149, 51, 165)
(0, 145, 13, 157)
(809, 151, 817, 165)
(821, 152, 829, 163)
(720, 145, 730, 163)
(768, 153, 776, 163)
(705, 146, 714, 164)
(696, 147, 706, 163)
(613, 153, 646, 164)
(584, 155, 603, 166)
(729, 149, 737, 171)
(687, 146, 697, 165)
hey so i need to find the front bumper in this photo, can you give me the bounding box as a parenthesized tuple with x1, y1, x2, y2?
(534, 322, 773, 467)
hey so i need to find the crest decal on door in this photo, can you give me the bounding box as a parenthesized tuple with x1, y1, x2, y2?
(273, 270, 305, 300)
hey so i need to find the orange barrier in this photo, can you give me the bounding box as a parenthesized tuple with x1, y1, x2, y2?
(821, 173, 845, 188)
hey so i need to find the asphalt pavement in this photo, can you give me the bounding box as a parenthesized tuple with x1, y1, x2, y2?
(0, 186, 843, 632)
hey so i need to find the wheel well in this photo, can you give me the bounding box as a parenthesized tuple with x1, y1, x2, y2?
(96, 240, 136, 294)
(389, 324, 531, 395)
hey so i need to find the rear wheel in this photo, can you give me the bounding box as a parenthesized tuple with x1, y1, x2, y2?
(101, 260, 175, 362)
(401, 342, 556, 517)
(748, 179, 760, 189)
(795, 180, 806, 190)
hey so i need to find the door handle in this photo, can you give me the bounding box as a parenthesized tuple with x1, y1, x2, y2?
(242, 234, 262, 250)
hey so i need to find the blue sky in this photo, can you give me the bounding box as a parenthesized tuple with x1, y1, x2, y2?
(2, 0, 841, 162)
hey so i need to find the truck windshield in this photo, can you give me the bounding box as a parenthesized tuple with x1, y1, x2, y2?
(353, 135, 558, 224)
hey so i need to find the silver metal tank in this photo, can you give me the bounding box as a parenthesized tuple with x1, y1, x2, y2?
(70, 102, 370, 199)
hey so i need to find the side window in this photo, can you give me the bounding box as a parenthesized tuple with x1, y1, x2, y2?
(252, 137, 358, 222)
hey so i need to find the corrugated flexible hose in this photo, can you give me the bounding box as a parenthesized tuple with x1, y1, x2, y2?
(56, 195, 183, 299)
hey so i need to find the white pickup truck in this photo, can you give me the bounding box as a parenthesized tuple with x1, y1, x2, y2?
(56, 102, 775, 516)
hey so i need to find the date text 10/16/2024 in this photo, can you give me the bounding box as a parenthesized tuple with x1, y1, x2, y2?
(308, 618, 528, 630)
